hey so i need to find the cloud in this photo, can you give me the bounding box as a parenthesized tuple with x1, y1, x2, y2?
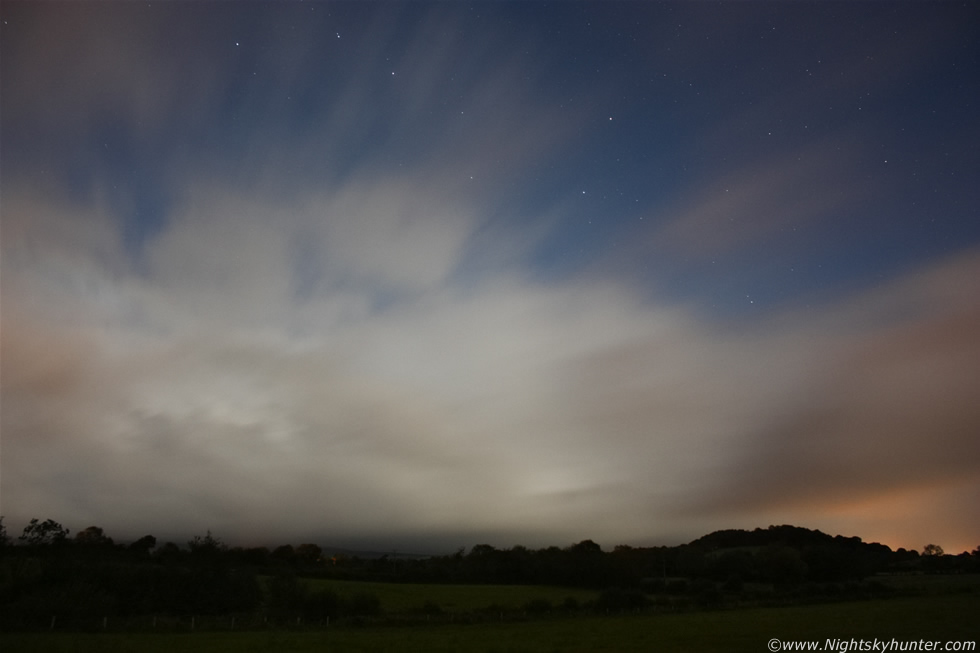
(0, 0, 602, 546)
(3, 2, 978, 554)
(680, 248, 980, 551)
(648, 137, 868, 260)
(4, 155, 979, 551)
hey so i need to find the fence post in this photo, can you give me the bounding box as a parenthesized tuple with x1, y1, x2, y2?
(103, 616, 108, 630)
(49, 616, 56, 631)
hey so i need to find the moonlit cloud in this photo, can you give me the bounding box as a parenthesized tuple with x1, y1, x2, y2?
(6, 179, 976, 549)
(650, 138, 868, 259)
(679, 250, 980, 543)
(2, 1, 978, 554)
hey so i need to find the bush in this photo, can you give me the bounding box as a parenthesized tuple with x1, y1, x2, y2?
(561, 596, 581, 611)
(665, 579, 688, 595)
(722, 574, 744, 593)
(266, 572, 306, 617)
(691, 578, 723, 608)
(595, 587, 647, 612)
(302, 588, 340, 620)
(523, 598, 552, 614)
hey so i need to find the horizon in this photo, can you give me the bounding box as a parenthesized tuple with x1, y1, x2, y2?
(2, 517, 972, 560)
(2, 2, 978, 558)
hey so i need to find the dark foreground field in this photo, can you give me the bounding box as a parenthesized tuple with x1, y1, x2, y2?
(3, 594, 977, 653)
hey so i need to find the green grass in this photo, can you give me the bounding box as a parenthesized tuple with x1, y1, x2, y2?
(302, 578, 598, 614)
(4, 594, 977, 653)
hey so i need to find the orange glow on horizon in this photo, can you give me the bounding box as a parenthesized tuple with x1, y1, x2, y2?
(751, 480, 978, 555)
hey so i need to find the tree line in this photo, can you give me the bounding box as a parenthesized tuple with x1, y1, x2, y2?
(1, 516, 977, 630)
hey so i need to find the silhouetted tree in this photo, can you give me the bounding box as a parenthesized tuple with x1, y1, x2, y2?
(272, 543, 295, 564)
(128, 534, 157, 555)
(19, 518, 69, 547)
(803, 544, 863, 581)
(153, 541, 183, 564)
(565, 539, 608, 587)
(189, 530, 225, 553)
(188, 530, 227, 567)
(75, 525, 113, 547)
(676, 545, 707, 578)
(595, 587, 648, 612)
(709, 549, 756, 583)
(295, 543, 322, 565)
(921, 543, 948, 573)
(568, 539, 602, 555)
(239, 546, 271, 567)
(758, 545, 808, 586)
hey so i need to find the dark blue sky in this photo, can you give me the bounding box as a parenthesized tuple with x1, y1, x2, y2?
(2, 2, 978, 552)
(7, 2, 977, 308)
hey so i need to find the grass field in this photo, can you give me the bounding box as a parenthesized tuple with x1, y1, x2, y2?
(3, 594, 977, 653)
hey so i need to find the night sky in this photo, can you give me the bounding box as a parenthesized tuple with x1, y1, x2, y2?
(2, 1, 978, 554)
